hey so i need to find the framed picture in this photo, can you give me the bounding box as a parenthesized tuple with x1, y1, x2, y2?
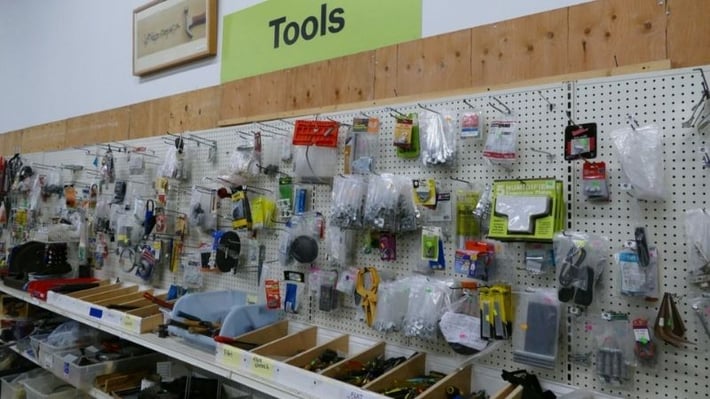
(133, 0, 217, 76)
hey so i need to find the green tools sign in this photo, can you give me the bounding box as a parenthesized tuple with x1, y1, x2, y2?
(220, 0, 422, 83)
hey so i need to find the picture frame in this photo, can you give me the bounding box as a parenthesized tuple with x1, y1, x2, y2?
(133, 0, 217, 76)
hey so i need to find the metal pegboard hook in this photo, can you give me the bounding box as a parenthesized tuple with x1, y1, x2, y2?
(488, 96, 512, 116)
(694, 67, 710, 99)
(186, 134, 217, 163)
(326, 117, 351, 127)
(462, 99, 477, 109)
(530, 148, 555, 162)
(73, 146, 94, 156)
(31, 163, 59, 171)
(387, 107, 408, 119)
(449, 176, 472, 185)
(626, 113, 640, 130)
(536, 90, 555, 112)
(257, 123, 290, 137)
(417, 103, 441, 114)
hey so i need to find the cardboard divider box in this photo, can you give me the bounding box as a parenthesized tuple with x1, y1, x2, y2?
(46, 283, 166, 334)
(251, 326, 318, 361)
(286, 334, 349, 371)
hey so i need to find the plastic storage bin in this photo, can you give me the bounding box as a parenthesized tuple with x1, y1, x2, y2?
(2, 373, 27, 399)
(168, 291, 278, 350)
(2, 369, 51, 399)
(30, 322, 100, 369)
(51, 351, 161, 390)
(22, 373, 80, 399)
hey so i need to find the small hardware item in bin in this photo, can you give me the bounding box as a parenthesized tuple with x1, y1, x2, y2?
(304, 349, 344, 372)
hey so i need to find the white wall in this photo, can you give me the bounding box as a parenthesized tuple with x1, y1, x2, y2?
(0, 0, 590, 134)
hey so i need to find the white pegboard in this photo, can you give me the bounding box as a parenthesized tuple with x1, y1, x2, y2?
(11, 65, 710, 398)
(570, 67, 710, 399)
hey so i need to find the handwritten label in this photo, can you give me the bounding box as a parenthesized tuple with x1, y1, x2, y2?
(122, 315, 136, 332)
(343, 390, 365, 399)
(220, 345, 242, 369)
(250, 355, 275, 379)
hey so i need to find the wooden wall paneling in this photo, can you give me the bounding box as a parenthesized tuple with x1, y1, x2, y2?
(7, 131, 23, 155)
(167, 86, 221, 132)
(284, 51, 376, 112)
(21, 121, 66, 153)
(667, 0, 710, 68)
(568, 0, 667, 71)
(395, 29, 472, 96)
(128, 98, 171, 139)
(0, 130, 23, 156)
(470, 8, 569, 87)
(65, 108, 130, 147)
(219, 70, 290, 123)
(373, 44, 399, 99)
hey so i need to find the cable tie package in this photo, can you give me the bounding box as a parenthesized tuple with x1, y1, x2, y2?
(419, 109, 456, 166)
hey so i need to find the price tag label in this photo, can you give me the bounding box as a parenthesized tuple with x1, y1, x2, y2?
(250, 355, 275, 379)
(342, 389, 365, 399)
(122, 315, 136, 332)
(220, 345, 242, 369)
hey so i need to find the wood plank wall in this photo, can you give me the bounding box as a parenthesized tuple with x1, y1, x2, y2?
(3, 0, 708, 154)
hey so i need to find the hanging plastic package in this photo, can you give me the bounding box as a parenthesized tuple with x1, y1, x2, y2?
(292, 120, 339, 183)
(609, 123, 666, 201)
(512, 289, 561, 369)
(419, 109, 456, 166)
(594, 312, 636, 387)
(373, 278, 410, 333)
(483, 121, 518, 168)
(101, 147, 115, 183)
(439, 290, 488, 354)
(553, 231, 610, 308)
(684, 208, 710, 290)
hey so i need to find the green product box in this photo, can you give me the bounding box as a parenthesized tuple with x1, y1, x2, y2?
(488, 179, 563, 242)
